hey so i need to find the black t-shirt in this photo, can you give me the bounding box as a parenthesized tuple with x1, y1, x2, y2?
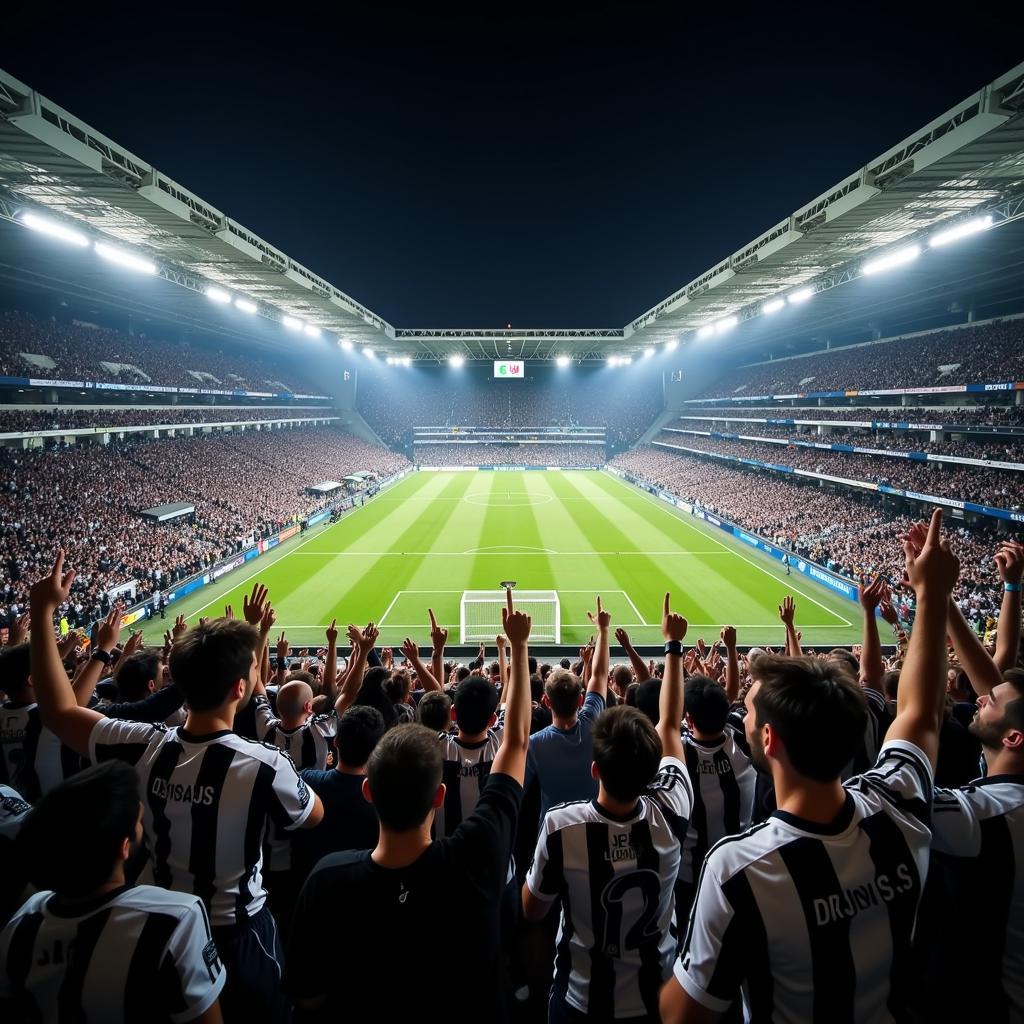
(292, 769, 379, 882)
(285, 771, 523, 1022)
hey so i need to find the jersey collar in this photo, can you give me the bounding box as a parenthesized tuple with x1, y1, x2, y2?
(48, 884, 132, 919)
(178, 727, 233, 743)
(591, 798, 643, 823)
(772, 793, 856, 836)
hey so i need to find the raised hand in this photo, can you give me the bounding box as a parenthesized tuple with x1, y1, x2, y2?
(172, 614, 188, 639)
(259, 602, 276, 635)
(358, 622, 380, 653)
(778, 595, 796, 626)
(400, 637, 420, 662)
(614, 627, 632, 649)
(8, 611, 30, 646)
(496, 633, 506, 650)
(903, 508, 959, 598)
(661, 592, 687, 643)
(123, 631, 145, 657)
(346, 624, 362, 648)
(586, 595, 611, 631)
(720, 625, 737, 649)
(224, 604, 235, 620)
(879, 597, 900, 626)
(96, 605, 123, 652)
(29, 549, 77, 614)
(242, 583, 270, 626)
(428, 608, 448, 650)
(382, 647, 394, 669)
(277, 631, 290, 662)
(59, 630, 85, 659)
(325, 618, 338, 647)
(994, 540, 1024, 585)
(501, 587, 531, 645)
(859, 576, 889, 611)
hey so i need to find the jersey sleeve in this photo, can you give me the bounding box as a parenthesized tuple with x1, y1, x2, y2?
(449, 772, 522, 890)
(579, 691, 606, 726)
(525, 816, 562, 903)
(252, 695, 278, 741)
(647, 755, 693, 846)
(88, 716, 161, 767)
(674, 858, 750, 1013)
(264, 750, 316, 831)
(158, 898, 226, 1023)
(850, 738, 934, 825)
(930, 786, 984, 857)
(312, 712, 337, 739)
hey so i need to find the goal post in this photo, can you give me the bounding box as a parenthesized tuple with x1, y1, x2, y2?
(460, 590, 561, 644)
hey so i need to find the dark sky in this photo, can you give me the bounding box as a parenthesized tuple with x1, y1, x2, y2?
(2, 3, 1018, 328)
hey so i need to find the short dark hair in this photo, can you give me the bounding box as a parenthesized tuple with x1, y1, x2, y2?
(336, 706, 386, 768)
(592, 706, 661, 802)
(113, 649, 163, 702)
(454, 677, 499, 734)
(685, 675, 729, 734)
(1003, 671, 1024, 734)
(355, 667, 399, 730)
(544, 669, 583, 718)
(882, 670, 900, 702)
(635, 679, 662, 726)
(366, 724, 442, 831)
(417, 691, 452, 732)
(168, 619, 258, 711)
(828, 648, 860, 677)
(611, 665, 633, 692)
(383, 670, 412, 703)
(456, 666, 471, 683)
(559, 658, 571, 670)
(751, 654, 868, 782)
(530, 673, 544, 703)
(0, 643, 31, 698)
(16, 761, 140, 897)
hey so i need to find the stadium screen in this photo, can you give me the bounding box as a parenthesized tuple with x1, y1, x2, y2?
(493, 360, 524, 379)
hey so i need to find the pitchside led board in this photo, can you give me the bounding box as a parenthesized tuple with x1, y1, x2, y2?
(493, 360, 524, 379)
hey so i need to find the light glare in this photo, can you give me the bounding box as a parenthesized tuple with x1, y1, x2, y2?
(787, 287, 814, 304)
(94, 242, 156, 274)
(929, 216, 993, 248)
(235, 298, 258, 314)
(556, 355, 571, 367)
(863, 245, 920, 276)
(304, 324, 322, 338)
(763, 298, 786, 314)
(20, 212, 89, 247)
(282, 316, 304, 331)
(449, 355, 465, 368)
(339, 338, 353, 351)
(206, 287, 231, 304)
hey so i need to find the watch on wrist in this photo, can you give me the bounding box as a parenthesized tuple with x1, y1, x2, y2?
(664, 640, 683, 656)
(91, 648, 112, 665)
(1005, 582, 1022, 593)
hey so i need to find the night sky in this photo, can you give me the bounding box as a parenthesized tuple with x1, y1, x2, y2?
(2, 4, 1018, 328)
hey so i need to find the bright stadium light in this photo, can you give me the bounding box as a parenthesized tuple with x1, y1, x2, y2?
(643, 347, 655, 358)
(339, 338, 353, 351)
(206, 286, 232, 304)
(235, 298, 258, 314)
(385, 356, 395, 365)
(282, 315, 304, 331)
(929, 215, 993, 248)
(715, 316, 738, 335)
(762, 298, 786, 314)
(401, 357, 411, 367)
(556, 355, 571, 367)
(787, 287, 814, 304)
(622, 356, 633, 366)
(19, 212, 89, 247)
(697, 325, 715, 339)
(449, 354, 465, 368)
(666, 339, 678, 352)
(304, 324, 322, 338)
(94, 242, 156, 275)
(364, 348, 375, 358)
(607, 356, 619, 367)
(863, 244, 920, 276)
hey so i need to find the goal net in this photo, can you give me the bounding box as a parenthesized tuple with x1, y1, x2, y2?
(460, 590, 561, 644)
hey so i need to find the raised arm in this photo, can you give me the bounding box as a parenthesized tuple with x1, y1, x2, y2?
(400, 636, 442, 693)
(335, 622, 378, 717)
(858, 577, 887, 693)
(779, 596, 801, 657)
(887, 509, 959, 769)
(586, 597, 610, 702)
(496, 633, 509, 696)
(994, 541, 1023, 672)
(491, 588, 531, 784)
(616, 627, 651, 682)
(946, 597, 1002, 698)
(28, 551, 104, 756)
(657, 592, 688, 762)
(720, 626, 739, 704)
(71, 605, 122, 707)
(428, 608, 447, 693)
(322, 620, 339, 703)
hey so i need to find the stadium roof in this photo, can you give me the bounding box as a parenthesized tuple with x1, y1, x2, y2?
(1, 62, 1024, 363)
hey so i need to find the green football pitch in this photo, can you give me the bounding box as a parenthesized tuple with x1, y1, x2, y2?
(136, 470, 860, 649)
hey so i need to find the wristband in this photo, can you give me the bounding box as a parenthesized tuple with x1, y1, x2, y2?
(91, 649, 112, 666)
(1005, 583, 1022, 593)
(664, 640, 683, 656)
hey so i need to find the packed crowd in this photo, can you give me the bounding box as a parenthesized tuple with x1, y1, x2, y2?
(0, 309, 326, 394)
(413, 443, 605, 467)
(682, 404, 1024, 426)
(698, 318, 1024, 398)
(1, 515, 1021, 1023)
(612, 445, 1018, 622)
(0, 406, 335, 434)
(656, 432, 1024, 509)
(357, 367, 663, 446)
(0, 429, 409, 631)
(668, 421, 1024, 461)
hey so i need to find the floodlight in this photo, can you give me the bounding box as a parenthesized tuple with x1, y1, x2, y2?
(206, 287, 231, 304)
(401, 357, 411, 367)
(715, 316, 738, 335)
(339, 338, 353, 351)
(762, 298, 785, 314)
(94, 242, 156, 275)
(19, 212, 89, 247)
(607, 356, 619, 367)
(385, 356, 395, 365)
(235, 298, 258, 314)
(449, 355, 465, 367)
(556, 355, 571, 367)
(666, 339, 678, 351)
(862, 245, 920, 276)
(787, 287, 814, 304)
(622, 357, 633, 365)
(364, 348, 375, 358)
(643, 347, 655, 358)
(929, 215, 993, 248)
(697, 325, 715, 339)
(282, 315, 304, 331)
(304, 324, 321, 338)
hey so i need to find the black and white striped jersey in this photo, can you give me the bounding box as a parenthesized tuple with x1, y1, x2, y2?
(88, 718, 315, 927)
(681, 729, 756, 886)
(0, 785, 30, 844)
(436, 728, 503, 838)
(0, 702, 81, 802)
(253, 694, 336, 772)
(0, 885, 224, 1023)
(526, 756, 693, 1019)
(675, 739, 933, 1023)
(930, 774, 1024, 1022)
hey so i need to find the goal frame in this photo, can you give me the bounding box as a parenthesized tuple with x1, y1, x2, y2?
(460, 590, 561, 644)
